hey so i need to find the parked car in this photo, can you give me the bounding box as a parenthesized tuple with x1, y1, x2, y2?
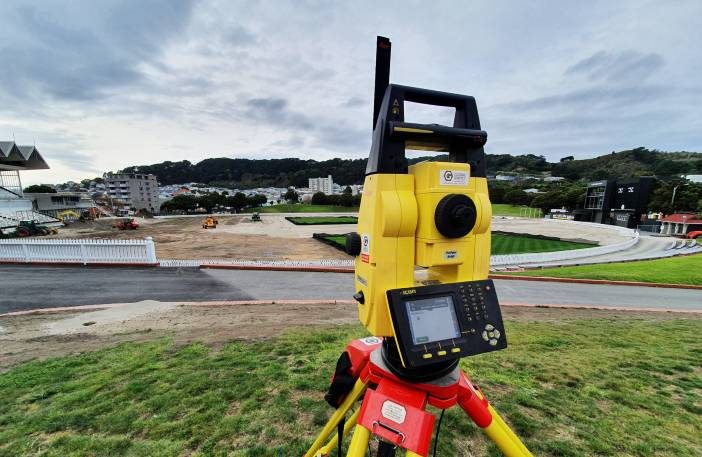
(686, 230, 702, 239)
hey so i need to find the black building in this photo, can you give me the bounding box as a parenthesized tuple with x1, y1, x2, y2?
(582, 177, 654, 228)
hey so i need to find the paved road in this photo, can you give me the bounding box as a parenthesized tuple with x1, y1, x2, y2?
(0, 265, 700, 314)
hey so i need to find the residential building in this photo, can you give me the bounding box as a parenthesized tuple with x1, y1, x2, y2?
(308, 175, 334, 194)
(682, 174, 702, 184)
(104, 173, 160, 214)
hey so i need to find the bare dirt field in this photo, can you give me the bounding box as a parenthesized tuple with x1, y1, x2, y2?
(1, 301, 695, 370)
(52, 216, 349, 260)
(50, 214, 629, 261)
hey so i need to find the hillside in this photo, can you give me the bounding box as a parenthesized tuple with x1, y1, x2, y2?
(119, 147, 702, 188)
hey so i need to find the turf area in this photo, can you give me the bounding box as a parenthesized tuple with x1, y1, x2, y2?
(286, 216, 357, 225)
(507, 253, 702, 285)
(492, 204, 541, 217)
(0, 316, 699, 456)
(244, 204, 357, 213)
(317, 233, 593, 256)
(491, 233, 592, 255)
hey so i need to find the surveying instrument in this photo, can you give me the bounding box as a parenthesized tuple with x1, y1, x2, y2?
(304, 37, 533, 457)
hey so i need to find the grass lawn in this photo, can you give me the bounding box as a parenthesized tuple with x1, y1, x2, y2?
(317, 233, 592, 256)
(506, 253, 702, 285)
(244, 204, 358, 213)
(1, 317, 700, 456)
(491, 233, 592, 255)
(492, 204, 541, 217)
(286, 216, 358, 225)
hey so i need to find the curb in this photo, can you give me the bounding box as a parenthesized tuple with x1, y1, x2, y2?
(200, 264, 353, 273)
(0, 261, 159, 267)
(2, 300, 700, 318)
(490, 274, 702, 290)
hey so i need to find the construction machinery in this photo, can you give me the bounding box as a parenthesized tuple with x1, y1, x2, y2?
(113, 218, 139, 230)
(57, 210, 81, 223)
(202, 215, 219, 229)
(14, 220, 58, 237)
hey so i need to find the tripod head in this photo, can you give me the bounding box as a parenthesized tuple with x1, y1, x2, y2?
(346, 37, 506, 380)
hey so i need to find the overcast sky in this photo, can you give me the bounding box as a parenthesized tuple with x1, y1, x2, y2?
(1, 0, 701, 185)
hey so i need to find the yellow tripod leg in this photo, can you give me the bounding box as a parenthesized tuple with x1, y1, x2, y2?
(345, 423, 371, 457)
(482, 406, 533, 457)
(315, 408, 360, 456)
(304, 379, 367, 457)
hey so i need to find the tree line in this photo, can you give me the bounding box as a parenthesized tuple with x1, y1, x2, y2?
(119, 148, 701, 189)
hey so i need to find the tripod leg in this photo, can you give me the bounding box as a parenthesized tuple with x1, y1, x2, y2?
(315, 407, 360, 456)
(305, 379, 367, 457)
(458, 373, 532, 457)
(483, 406, 532, 457)
(345, 423, 371, 457)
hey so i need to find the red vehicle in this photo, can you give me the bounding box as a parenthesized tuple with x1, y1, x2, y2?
(113, 218, 139, 230)
(687, 230, 702, 239)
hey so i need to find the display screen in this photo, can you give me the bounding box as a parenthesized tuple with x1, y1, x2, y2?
(405, 295, 461, 345)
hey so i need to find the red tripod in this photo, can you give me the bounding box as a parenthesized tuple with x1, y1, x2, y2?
(305, 337, 533, 456)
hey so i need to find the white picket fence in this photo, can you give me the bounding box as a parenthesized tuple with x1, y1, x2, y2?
(0, 237, 157, 265)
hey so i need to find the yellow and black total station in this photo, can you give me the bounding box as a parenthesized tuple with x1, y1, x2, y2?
(304, 37, 533, 457)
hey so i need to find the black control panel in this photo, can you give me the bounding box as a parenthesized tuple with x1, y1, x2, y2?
(386, 279, 507, 368)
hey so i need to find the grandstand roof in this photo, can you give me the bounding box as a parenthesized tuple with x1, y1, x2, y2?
(0, 141, 49, 170)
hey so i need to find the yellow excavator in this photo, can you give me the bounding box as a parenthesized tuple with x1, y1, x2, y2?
(56, 210, 81, 223)
(202, 215, 218, 229)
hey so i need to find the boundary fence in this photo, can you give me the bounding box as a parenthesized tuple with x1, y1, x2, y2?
(0, 237, 157, 265)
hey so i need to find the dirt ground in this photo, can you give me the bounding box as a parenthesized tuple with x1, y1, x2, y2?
(1, 301, 696, 371)
(52, 216, 349, 260)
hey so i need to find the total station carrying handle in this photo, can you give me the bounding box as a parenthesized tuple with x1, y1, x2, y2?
(367, 37, 488, 177)
(366, 83, 488, 176)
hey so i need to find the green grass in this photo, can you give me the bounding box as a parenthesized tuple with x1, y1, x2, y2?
(491, 233, 593, 255)
(492, 204, 541, 217)
(317, 233, 593, 256)
(1, 317, 700, 456)
(286, 216, 358, 225)
(244, 204, 358, 213)
(506, 253, 702, 285)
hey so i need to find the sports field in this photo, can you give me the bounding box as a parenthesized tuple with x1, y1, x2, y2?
(317, 233, 592, 256)
(1, 312, 699, 456)
(491, 233, 592, 255)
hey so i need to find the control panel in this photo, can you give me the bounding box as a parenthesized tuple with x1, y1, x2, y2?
(386, 279, 506, 368)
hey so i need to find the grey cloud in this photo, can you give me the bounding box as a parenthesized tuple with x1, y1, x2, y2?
(245, 97, 314, 129)
(47, 149, 95, 171)
(343, 96, 366, 108)
(496, 84, 671, 112)
(0, 0, 194, 101)
(566, 50, 665, 83)
(225, 26, 257, 45)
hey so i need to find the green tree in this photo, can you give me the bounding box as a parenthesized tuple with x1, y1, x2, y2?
(23, 184, 56, 193)
(247, 194, 267, 207)
(227, 192, 248, 212)
(283, 188, 299, 203)
(311, 192, 329, 205)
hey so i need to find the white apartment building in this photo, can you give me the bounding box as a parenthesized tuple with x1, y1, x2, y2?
(308, 175, 334, 194)
(104, 173, 160, 214)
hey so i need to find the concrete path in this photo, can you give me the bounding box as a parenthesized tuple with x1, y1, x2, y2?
(1, 265, 699, 314)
